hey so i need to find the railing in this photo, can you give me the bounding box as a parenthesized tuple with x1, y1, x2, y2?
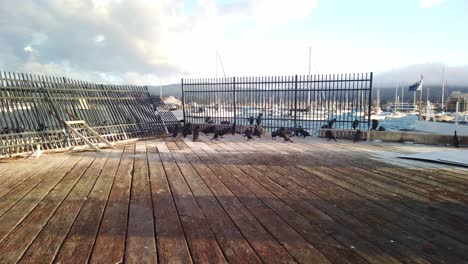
(182, 73, 373, 133)
(0, 71, 177, 156)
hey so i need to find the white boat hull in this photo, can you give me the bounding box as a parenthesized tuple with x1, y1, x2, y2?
(370, 115, 386, 120)
(414, 121, 468, 136)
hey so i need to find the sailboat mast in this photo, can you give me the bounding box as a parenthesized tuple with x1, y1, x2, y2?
(401, 85, 404, 110)
(395, 80, 399, 112)
(418, 77, 423, 120)
(376, 84, 381, 112)
(441, 67, 445, 111)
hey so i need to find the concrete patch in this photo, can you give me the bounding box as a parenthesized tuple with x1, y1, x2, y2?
(399, 150, 468, 168)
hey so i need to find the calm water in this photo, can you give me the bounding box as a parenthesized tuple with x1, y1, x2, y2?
(379, 114, 419, 131)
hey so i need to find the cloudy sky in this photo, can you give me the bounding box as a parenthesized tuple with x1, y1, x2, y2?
(0, 0, 467, 85)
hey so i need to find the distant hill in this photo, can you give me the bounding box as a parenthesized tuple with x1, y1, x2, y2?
(374, 63, 468, 87)
(150, 62, 468, 104)
(148, 82, 468, 105)
(376, 85, 468, 105)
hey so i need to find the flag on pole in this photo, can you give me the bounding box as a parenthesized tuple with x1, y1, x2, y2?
(408, 75, 423, 92)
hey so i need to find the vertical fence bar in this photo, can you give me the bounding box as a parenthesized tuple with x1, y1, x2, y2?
(367, 72, 373, 132)
(181, 78, 186, 124)
(233, 77, 236, 129)
(294, 75, 298, 129)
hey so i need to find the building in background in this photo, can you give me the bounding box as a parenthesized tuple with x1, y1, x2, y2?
(447, 92, 468, 112)
(163, 96, 182, 110)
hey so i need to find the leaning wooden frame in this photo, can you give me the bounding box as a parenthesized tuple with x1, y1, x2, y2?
(0, 71, 179, 157)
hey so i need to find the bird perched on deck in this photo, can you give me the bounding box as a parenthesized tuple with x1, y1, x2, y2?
(248, 116, 254, 125)
(296, 127, 310, 138)
(211, 130, 220, 140)
(371, 119, 379, 131)
(271, 131, 277, 140)
(193, 126, 200, 142)
(325, 130, 337, 141)
(205, 116, 214, 124)
(453, 131, 460, 148)
(256, 113, 263, 126)
(353, 130, 361, 143)
(218, 127, 230, 138)
(282, 132, 294, 142)
(352, 119, 359, 130)
(231, 123, 236, 135)
(253, 126, 262, 138)
(202, 125, 215, 135)
(172, 124, 180, 137)
(300, 129, 310, 138)
(182, 124, 192, 138)
(244, 127, 254, 140)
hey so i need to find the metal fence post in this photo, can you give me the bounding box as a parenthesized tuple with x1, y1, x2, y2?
(294, 75, 298, 129)
(181, 78, 186, 124)
(367, 72, 373, 141)
(233, 77, 237, 130)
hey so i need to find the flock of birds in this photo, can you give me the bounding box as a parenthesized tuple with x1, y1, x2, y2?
(172, 117, 461, 148)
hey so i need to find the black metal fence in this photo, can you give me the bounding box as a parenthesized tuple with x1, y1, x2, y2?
(182, 73, 373, 133)
(0, 71, 178, 156)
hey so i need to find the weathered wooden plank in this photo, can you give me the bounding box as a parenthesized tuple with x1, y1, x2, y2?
(125, 141, 157, 264)
(206, 141, 380, 264)
(273, 140, 468, 246)
(146, 141, 193, 264)
(300, 168, 468, 261)
(346, 164, 468, 220)
(170, 149, 262, 264)
(18, 151, 111, 263)
(89, 145, 134, 264)
(54, 149, 123, 263)
(256, 141, 468, 263)
(0, 155, 58, 197)
(298, 143, 468, 248)
(0, 155, 83, 243)
(380, 166, 468, 201)
(192, 143, 332, 263)
(213, 141, 409, 263)
(0, 155, 70, 217)
(158, 142, 227, 264)
(0, 155, 95, 263)
(220, 140, 425, 264)
(316, 143, 468, 216)
(183, 147, 296, 264)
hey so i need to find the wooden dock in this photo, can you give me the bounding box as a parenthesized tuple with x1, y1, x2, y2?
(0, 135, 467, 264)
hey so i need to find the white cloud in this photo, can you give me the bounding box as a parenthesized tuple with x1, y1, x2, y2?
(9, 0, 461, 86)
(24, 45, 34, 53)
(0, 0, 320, 84)
(31, 32, 48, 45)
(420, 0, 444, 8)
(248, 0, 318, 30)
(94, 34, 106, 43)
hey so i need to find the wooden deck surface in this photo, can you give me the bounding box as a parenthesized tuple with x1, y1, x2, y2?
(0, 135, 467, 264)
